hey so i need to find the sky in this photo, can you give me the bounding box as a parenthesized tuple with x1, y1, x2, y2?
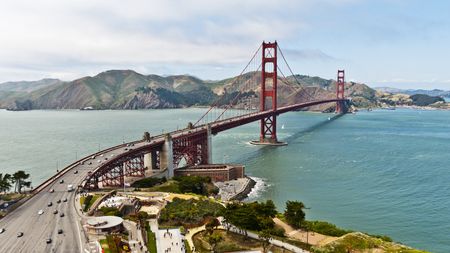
(1, 0, 450, 89)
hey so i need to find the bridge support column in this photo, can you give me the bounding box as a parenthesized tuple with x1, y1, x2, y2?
(336, 70, 346, 114)
(144, 151, 158, 171)
(161, 134, 174, 178)
(250, 41, 287, 146)
(207, 124, 212, 164)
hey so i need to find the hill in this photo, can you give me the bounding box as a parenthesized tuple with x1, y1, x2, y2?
(0, 70, 378, 111)
(375, 87, 450, 97)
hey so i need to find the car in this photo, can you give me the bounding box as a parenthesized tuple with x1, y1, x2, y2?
(38, 209, 44, 215)
(0, 228, 5, 234)
(110, 154, 114, 157)
(100, 154, 104, 157)
(56, 199, 61, 204)
(59, 179, 64, 184)
(57, 229, 63, 234)
(47, 202, 52, 207)
(124, 148, 128, 151)
(88, 162, 92, 165)
(62, 198, 67, 202)
(97, 160, 102, 163)
(104, 157, 108, 160)
(59, 212, 64, 217)
(74, 170, 78, 174)
(17, 232, 23, 237)
(53, 210, 58, 214)
(91, 155, 95, 159)
(49, 189, 54, 193)
(46, 238, 52, 244)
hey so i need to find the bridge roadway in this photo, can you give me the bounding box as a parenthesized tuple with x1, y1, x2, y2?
(0, 99, 346, 253)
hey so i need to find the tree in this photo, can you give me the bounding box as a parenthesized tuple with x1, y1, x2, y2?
(207, 232, 223, 252)
(284, 201, 306, 229)
(205, 217, 221, 235)
(0, 173, 13, 193)
(12, 170, 31, 193)
(259, 229, 273, 253)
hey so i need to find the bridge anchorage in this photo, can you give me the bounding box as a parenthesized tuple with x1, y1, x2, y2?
(80, 41, 350, 190)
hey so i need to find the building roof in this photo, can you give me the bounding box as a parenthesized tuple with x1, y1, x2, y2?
(86, 216, 123, 229)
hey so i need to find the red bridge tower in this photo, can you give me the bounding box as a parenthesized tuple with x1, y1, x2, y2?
(336, 70, 345, 113)
(251, 41, 286, 146)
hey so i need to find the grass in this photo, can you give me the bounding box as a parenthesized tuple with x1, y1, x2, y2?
(0, 193, 26, 201)
(80, 194, 100, 212)
(146, 221, 157, 253)
(144, 180, 181, 193)
(311, 233, 429, 253)
(184, 240, 192, 253)
(100, 239, 111, 253)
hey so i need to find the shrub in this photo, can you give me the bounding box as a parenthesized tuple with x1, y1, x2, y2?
(158, 198, 224, 227)
(304, 221, 352, 237)
(82, 195, 93, 212)
(131, 177, 166, 188)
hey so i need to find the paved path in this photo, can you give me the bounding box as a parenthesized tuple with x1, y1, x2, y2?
(184, 225, 206, 252)
(123, 220, 147, 253)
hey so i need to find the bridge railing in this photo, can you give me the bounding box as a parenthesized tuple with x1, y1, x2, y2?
(31, 139, 144, 194)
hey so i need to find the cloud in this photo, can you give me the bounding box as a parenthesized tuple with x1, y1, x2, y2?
(282, 49, 336, 62)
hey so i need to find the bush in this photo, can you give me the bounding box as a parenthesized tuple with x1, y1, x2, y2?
(131, 177, 166, 188)
(158, 198, 224, 227)
(173, 176, 210, 195)
(99, 206, 122, 217)
(222, 200, 277, 232)
(411, 94, 444, 106)
(304, 221, 352, 237)
(83, 195, 93, 212)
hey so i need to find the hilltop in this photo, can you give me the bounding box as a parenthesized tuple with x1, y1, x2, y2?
(0, 70, 390, 111)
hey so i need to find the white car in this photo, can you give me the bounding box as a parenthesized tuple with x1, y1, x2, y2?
(0, 228, 5, 234)
(38, 210, 44, 215)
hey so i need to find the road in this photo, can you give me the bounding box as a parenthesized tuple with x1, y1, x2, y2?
(0, 143, 146, 253)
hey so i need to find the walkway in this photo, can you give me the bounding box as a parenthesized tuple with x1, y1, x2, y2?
(273, 218, 338, 246)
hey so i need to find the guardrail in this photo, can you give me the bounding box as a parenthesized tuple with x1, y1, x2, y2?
(31, 139, 143, 194)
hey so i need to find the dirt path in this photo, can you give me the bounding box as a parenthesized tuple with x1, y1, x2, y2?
(273, 218, 339, 246)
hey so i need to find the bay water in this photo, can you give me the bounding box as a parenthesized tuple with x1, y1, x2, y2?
(1, 108, 449, 252)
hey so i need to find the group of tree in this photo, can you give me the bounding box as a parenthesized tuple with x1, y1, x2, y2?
(173, 175, 218, 196)
(0, 170, 31, 194)
(221, 200, 307, 252)
(158, 197, 224, 227)
(222, 200, 278, 232)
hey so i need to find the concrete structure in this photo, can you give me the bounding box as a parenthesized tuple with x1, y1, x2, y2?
(86, 216, 124, 235)
(174, 164, 245, 182)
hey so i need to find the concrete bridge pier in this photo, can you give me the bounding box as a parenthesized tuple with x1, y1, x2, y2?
(144, 151, 158, 173)
(160, 134, 174, 178)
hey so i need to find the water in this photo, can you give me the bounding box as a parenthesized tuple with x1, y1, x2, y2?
(1, 108, 450, 252)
